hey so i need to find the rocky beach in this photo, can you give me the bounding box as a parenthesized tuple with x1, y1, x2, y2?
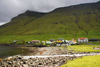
(0, 47, 100, 67)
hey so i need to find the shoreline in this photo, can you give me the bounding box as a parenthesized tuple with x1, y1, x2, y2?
(0, 46, 38, 59)
(7, 52, 100, 59)
(1, 47, 100, 67)
(0, 43, 48, 47)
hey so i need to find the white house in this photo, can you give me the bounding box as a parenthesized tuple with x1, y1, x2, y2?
(78, 38, 88, 43)
(71, 39, 77, 44)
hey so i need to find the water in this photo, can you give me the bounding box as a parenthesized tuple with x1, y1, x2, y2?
(0, 46, 32, 59)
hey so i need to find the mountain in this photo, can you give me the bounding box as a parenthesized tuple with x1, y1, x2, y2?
(0, 1, 100, 36)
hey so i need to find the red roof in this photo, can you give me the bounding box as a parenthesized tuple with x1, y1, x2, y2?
(78, 38, 86, 40)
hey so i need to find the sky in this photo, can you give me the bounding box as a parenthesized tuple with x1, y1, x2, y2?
(0, 0, 99, 26)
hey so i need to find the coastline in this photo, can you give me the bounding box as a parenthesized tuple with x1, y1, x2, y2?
(1, 47, 100, 67)
(0, 46, 38, 59)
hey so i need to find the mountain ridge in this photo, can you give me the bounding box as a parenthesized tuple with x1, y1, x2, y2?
(0, 1, 100, 36)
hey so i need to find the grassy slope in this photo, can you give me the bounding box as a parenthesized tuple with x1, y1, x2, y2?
(0, 2, 100, 43)
(61, 55, 100, 67)
(61, 44, 100, 67)
(67, 44, 100, 52)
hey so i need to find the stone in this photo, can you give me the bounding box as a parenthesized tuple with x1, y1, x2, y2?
(23, 61, 27, 64)
(18, 57, 22, 59)
(1, 65, 6, 67)
(55, 64, 59, 67)
(38, 63, 43, 65)
(22, 64, 28, 67)
(20, 61, 23, 64)
(7, 65, 12, 67)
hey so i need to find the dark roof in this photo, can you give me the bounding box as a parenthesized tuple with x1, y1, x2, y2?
(58, 38, 64, 40)
(50, 39, 55, 40)
(78, 38, 87, 40)
(31, 40, 40, 43)
(89, 38, 99, 41)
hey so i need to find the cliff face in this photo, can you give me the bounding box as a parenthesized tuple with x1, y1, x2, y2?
(0, 1, 100, 35)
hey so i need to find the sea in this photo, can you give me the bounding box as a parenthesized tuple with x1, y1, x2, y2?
(0, 46, 32, 59)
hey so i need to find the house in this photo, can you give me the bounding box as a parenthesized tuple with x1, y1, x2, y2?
(56, 40, 70, 46)
(31, 40, 40, 43)
(58, 38, 64, 42)
(56, 40, 62, 43)
(58, 38, 64, 41)
(46, 41, 53, 45)
(78, 38, 88, 43)
(61, 40, 69, 46)
(56, 40, 63, 46)
(49, 39, 55, 42)
(71, 39, 77, 44)
(13, 40, 18, 43)
(89, 38, 99, 42)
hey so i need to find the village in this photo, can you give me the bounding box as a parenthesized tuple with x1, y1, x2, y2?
(1, 38, 100, 67)
(12, 38, 100, 47)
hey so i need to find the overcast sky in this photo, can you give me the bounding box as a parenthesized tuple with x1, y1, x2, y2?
(0, 0, 99, 26)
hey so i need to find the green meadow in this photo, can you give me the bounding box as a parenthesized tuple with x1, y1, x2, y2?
(0, 34, 100, 43)
(61, 44, 100, 67)
(67, 44, 100, 52)
(61, 55, 100, 67)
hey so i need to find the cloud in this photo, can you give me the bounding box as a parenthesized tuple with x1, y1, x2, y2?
(0, 0, 99, 25)
(0, 22, 6, 26)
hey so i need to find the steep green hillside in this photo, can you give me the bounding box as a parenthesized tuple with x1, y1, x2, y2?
(0, 11, 46, 35)
(0, 1, 100, 42)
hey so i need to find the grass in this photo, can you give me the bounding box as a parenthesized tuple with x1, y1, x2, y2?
(67, 44, 100, 52)
(61, 44, 100, 67)
(61, 55, 100, 67)
(0, 34, 73, 43)
(0, 34, 100, 43)
(89, 42, 100, 45)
